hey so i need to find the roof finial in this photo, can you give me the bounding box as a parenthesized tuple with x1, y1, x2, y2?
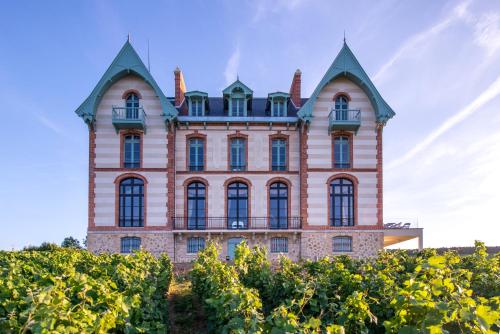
(343, 30, 346, 43)
(127, 33, 130, 42)
(237, 73, 239, 81)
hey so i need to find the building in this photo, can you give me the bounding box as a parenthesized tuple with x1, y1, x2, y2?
(75, 40, 423, 262)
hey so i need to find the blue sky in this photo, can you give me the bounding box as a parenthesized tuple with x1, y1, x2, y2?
(0, 0, 499, 249)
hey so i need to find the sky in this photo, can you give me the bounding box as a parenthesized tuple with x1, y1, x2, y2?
(0, 0, 499, 250)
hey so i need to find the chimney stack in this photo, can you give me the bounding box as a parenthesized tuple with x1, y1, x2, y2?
(174, 67, 186, 107)
(289, 69, 302, 108)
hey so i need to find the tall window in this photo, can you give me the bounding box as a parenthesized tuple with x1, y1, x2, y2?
(124, 135, 141, 168)
(187, 182, 206, 229)
(187, 237, 205, 253)
(126, 93, 140, 119)
(230, 138, 246, 171)
(121, 237, 141, 253)
(119, 177, 144, 227)
(333, 136, 350, 168)
(189, 138, 204, 171)
(190, 99, 203, 116)
(269, 182, 288, 229)
(334, 95, 349, 120)
(271, 237, 288, 253)
(271, 139, 287, 171)
(231, 98, 245, 116)
(333, 236, 352, 252)
(227, 182, 248, 229)
(330, 178, 354, 226)
(272, 100, 286, 117)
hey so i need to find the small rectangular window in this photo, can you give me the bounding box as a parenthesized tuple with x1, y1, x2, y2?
(121, 237, 141, 253)
(334, 136, 350, 168)
(230, 138, 246, 171)
(187, 237, 205, 253)
(271, 139, 287, 171)
(189, 138, 204, 171)
(333, 236, 352, 252)
(271, 237, 288, 253)
(124, 135, 141, 168)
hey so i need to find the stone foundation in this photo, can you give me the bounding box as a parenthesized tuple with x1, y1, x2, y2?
(87, 231, 174, 257)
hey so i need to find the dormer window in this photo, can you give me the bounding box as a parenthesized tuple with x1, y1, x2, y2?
(185, 91, 208, 117)
(268, 92, 289, 117)
(223, 80, 253, 117)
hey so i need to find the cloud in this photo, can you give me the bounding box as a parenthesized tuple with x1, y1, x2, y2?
(224, 46, 240, 85)
(252, 0, 304, 23)
(373, 0, 471, 84)
(472, 12, 500, 57)
(387, 74, 500, 169)
(34, 113, 68, 137)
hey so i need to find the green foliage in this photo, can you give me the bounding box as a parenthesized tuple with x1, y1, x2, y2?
(23, 242, 60, 251)
(0, 248, 172, 333)
(191, 241, 500, 334)
(61, 236, 82, 249)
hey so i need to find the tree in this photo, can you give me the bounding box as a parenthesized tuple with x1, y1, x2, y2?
(61, 236, 82, 249)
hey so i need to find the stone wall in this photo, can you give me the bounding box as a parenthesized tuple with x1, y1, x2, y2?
(301, 231, 383, 260)
(87, 232, 174, 257)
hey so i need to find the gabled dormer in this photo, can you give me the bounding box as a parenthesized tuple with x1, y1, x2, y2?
(267, 92, 290, 117)
(185, 91, 208, 116)
(223, 79, 253, 117)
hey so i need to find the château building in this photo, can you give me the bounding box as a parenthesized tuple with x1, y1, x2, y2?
(75, 40, 423, 262)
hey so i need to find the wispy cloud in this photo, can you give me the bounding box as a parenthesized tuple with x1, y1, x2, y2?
(387, 75, 500, 169)
(224, 46, 240, 85)
(373, 0, 470, 84)
(34, 113, 68, 138)
(472, 12, 500, 57)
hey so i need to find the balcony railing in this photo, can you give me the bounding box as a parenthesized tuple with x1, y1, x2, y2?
(383, 218, 419, 229)
(173, 216, 302, 230)
(112, 106, 146, 132)
(328, 108, 361, 132)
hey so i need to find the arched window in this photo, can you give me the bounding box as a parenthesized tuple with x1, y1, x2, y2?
(189, 138, 205, 171)
(187, 182, 206, 229)
(124, 135, 141, 168)
(227, 182, 248, 229)
(334, 95, 349, 120)
(333, 136, 350, 168)
(119, 177, 144, 227)
(121, 237, 141, 253)
(269, 182, 288, 229)
(126, 93, 140, 119)
(329, 178, 354, 226)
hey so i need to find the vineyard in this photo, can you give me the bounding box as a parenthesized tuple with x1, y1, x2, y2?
(191, 241, 500, 334)
(0, 243, 499, 334)
(0, 249, 172, 333)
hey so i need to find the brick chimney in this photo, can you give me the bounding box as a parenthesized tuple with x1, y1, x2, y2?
(174, 67, 186, 107)
(289, 69, 302, 108)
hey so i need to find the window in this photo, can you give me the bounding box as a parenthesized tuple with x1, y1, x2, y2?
(329, 178, 354, 226)
(126, 93, 140, 119)
(227, 182, 248, 229)
(272, 100, 286, 117)
(271, 139, 287, 171)
(271, 237, 288, 253)
(230, 138, 246, 171)
(189, 138, 204, 171)
(269, 182, 288, 229)
(124, 135, 141, 168)
(187, 237, 205, 253)
(187, 182, 206, 229)
(121, 237, 141, 253)
(190, 98, 203, 116)
(334, 95, 349, 120)
(333, 136, 350, 168)
(333, 236, 352, 252)
(119, 177, 144, 227)
(231, 97, 245, 116)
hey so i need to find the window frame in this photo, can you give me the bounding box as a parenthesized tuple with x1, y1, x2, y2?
(188, 97, 205, 116)
(187, 237, 205, 254)
(115, 174, 147, 227)
(186, 133, 206, 171)
(122, 133, 142, 168)
(332, 132, 353, 169)
(225, 178, 251, 229)
(186, 181, 207, 230)
(327, 175, 357, 227)
(270, 237, 288, 253)
(125, 93, 140, 119)
(227, 133, 248, 171)
(333, 236, 353, 252)
(268, 181, 289, 229)
(269, 134, 289, 171)
(121, 236, 141, 253)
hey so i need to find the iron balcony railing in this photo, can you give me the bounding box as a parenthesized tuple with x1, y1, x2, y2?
(112, 106, 146, 121)
(383, 218, 419, 229)
(173, 216, 302, 230)
(328, 108, 361, 132)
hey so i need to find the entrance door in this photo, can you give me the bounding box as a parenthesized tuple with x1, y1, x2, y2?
(227, 237, 244, 261)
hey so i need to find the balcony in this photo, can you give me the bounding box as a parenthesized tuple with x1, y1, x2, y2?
(173, 216, 302, 231)
(112, 106, 146, 132)
(328, 108, 361, 132)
